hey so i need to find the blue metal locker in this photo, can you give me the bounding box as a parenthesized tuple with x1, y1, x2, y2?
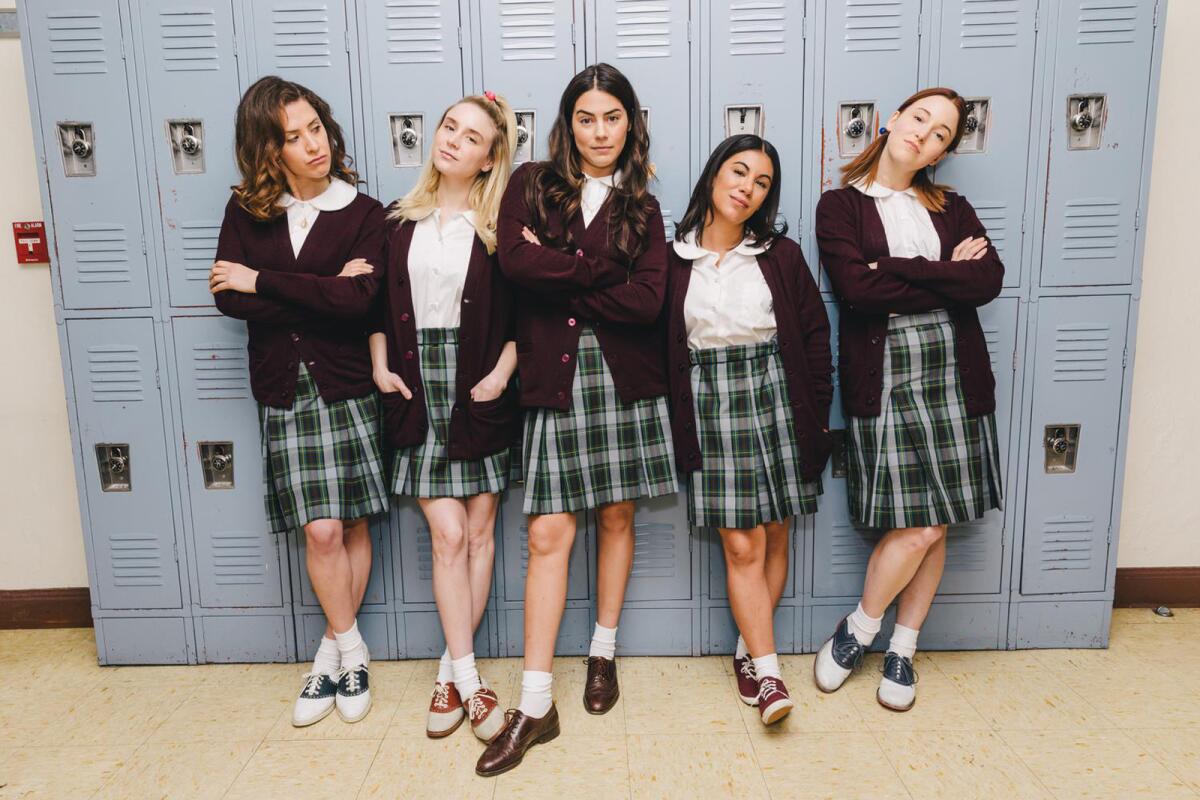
(132, 0, 241, 309)
(357, 0, 467, 204)
(24, 0, 154, 310)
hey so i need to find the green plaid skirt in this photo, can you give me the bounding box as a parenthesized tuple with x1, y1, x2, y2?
(392, 327, 509, 498)
(847, 310, 1003, 529)
(688, 340, 822, 529)
(522, 327, 678, 514)
(259, 364, 389, 533)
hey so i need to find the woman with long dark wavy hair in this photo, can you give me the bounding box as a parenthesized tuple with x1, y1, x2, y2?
(665, 135, 832, 725)
(813, 88, 1004, 712)
(210, 75, 387, 727)
(476, 63, 676, 776)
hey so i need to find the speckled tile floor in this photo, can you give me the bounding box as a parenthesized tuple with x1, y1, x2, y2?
(1, 607, 1198, 799)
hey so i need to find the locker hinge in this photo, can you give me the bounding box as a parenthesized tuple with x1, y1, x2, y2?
(1020, 213, 1026, 234)
(232, 34, 238, 58)
(457, 26, 463, 48)
(571, 23, 576, 44)
(344, 29, 351, 52)
(155, 369, 160, 388)
(1134, 208, 1141, 230)
(802, 15, 808, 40)
(1033, 12, 1038, 32)
(1122, 347, 1128, 369)
(1012, 349, 1018, 371)
(686, 20, 692, 42)
(916, 12, 923, 37)
(173, 540, 179, 563)
(119, 38, 126, 60)
(1153, 0, 1160, 28)
(140, 235, 146, 255)
(1106, 524, 1113, 545)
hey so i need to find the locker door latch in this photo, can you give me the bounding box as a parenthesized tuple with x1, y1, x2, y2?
(167, 119, 205, 174)
(199, 441, 234, 490)
(57, 122, 96, 177)
(725, 104, 764, 137)
(389, 114, 423, 167)
(1043, 424, 1080, 473)
(838, 102, 874, 158)
(513, 111, 535, 164)
(830, 429, 849, 479)
(1066, 95, 1106, 150)
(96, 443, 131, 492)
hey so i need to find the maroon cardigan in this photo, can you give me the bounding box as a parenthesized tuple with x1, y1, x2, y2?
(664, 236, 834, 481)
(814, 186, 1004, 418)
(496, 161, 669, 409)
(214, 192, 386, 409)
(370, 216, 521, 459)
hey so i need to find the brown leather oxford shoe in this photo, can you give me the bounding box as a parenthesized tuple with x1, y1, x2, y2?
(474, 703, 560, 777)
(583, 656, 619, 714)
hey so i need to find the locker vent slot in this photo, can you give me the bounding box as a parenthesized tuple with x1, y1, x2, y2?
(73, 224, 132, 284)
(192, 343, 250, 400)
(945, 527, 990, 572)
(729, 0, 787, 57)
(1062, 199, 1121, 260)
(109, 533, 165, 586)
(1053, 323, 1111, 382)
(271, 3, 333, 68)
(417, 525, 433, 581)
(829, 525, 874, 574)
(386, 0, 446, 64)
(1038, 515, 1095, 571)
(960, 0, 1019, 49)
(630, 522, 675, 578)
(88, 344, 144, 403)
(181, 221, 221, 282)
(160, 9, 220, 72)
(499, 0, 557, 61)
(46, 10, 108, 75)
(1077, 0, 1138, 46)
(973, 201, 1008, 258)
(843, 0, 903, 53)
(615, 0, 672, 59)
(983, 325, 1001, 370)
(210, 532, 268, 585)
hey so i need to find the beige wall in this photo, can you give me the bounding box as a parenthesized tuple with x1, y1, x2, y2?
(0, 5, 1194, 590)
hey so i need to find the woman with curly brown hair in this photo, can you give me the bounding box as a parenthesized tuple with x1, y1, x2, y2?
(475, 62, 676, 777)
(209, 75, 387, 728)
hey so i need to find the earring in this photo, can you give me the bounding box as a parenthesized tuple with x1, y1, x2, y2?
(879, 126, 889, 135)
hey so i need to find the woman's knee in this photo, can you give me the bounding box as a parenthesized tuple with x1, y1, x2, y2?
(899, 525, 945, 554)
(722, 530, 766, 570)
(596, 502, 634, 534)
(431, 523, 468, 561)
(527, 517, 574, 558)
(305, 520, 344, 554)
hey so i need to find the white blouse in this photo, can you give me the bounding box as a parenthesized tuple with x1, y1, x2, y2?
(277, 178, 358, 258)
(852, 178, 942, 317)
(675, 231, 775, 350)
(407, 208, 477, 329)
(581, 172, 616, 228)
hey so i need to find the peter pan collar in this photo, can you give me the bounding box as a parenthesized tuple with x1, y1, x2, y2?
(278, 178, 358, 211)
(672, 230, 767, 260)
(851, 177, 918, 199)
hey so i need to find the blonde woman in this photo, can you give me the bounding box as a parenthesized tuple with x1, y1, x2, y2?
(369, 92, 519, 741)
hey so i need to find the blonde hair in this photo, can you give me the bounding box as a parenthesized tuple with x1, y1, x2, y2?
(388, 93, 517, 253)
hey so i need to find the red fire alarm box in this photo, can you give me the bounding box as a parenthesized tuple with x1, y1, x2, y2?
(13, 221, 49, 264)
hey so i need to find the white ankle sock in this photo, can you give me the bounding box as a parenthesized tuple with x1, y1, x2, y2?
(752, 653, 781, 680)
(735, 635, 749, 660)
(437, 648, 454, 683)
(588, 623, 617, 660)
(333, 622, 367, 669)
(847, 603, 883, 647)
(451, 652, 481, 698)
(517, 670, 554, 718)
(889, 624, 919, 660)
(312, 636, 340, 676)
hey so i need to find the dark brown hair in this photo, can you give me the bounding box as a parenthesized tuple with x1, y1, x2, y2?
(522, 63, 654, 264)
(676, 135, 786, 249)
(840, 87, 968, 213)
(232, 75, 357, 221)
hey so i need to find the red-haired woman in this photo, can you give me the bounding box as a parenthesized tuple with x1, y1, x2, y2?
(813, 88, 1004, 712)
(210, 76, 387, 727)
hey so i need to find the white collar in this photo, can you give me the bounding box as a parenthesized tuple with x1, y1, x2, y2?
(582, 171, 619, 189)
(432, 207, 476, 226)
(673, 229, 767, 260)
(278, 178, 358, 211)
(851, 177, 918, 199)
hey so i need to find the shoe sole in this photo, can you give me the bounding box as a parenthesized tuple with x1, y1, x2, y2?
(337, 697, 372, 724)
(474, 722, 561, 777)
(427, 712, 465, 739)
(738, 691, 759, 706)
(812, 638, 851, 694)
(292, 702, 335, 728)
(876, 690, 915, 713)
(760, 698, 794, 725)
(584, 688, 619, 715)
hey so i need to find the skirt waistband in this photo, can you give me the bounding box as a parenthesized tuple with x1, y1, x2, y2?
(689, 338, 779, 366)
(416, 326, 459, 345)
(887, 309, 951, 332)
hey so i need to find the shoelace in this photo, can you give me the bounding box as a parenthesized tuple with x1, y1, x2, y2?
(738, 658, 757, 681)
(832, 629, 867, 671)
(431, 682, 451, 708)
(467, 692, 492, 722)
(339, 666, 364, 693)
(300, 672, 327, 698)
(758, 677, 783, 698)
(585, 657, 615, 683)
(879, 652, 919, 686)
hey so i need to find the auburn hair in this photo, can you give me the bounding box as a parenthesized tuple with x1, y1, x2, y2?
(840, 87, 968, 213)
(232, 75, 358, 221)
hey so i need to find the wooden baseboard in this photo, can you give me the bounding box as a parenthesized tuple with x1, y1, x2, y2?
(0, 588, 92, 629)
(1114, 567, 1200, 608)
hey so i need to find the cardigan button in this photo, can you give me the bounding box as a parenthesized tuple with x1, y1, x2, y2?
(576, 249, 584, 257)
(405, 350, 414, 360)
(561, 353, 570, 363)
(961, 366, 970, 374)
(290, 333, 300, 342)
(685, 423, 694, 432)
(678, 364, 685, 373)
(869, 368, 877, 376)
(681, 393, 691, 402)
(557, 391, 566, 400)
(307, 361, 315, 368)
(676, 334, 684, 343)
(400, 313, 410, 322)
(870, 336, 879, 345)
(568, 317, 577, 327)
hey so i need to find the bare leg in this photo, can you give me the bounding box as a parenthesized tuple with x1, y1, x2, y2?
(420, 497, 474, 659)
(305, 518, 356, 633)
(594, 500, 636, 629)
(721, 526, 774, 658)
(463, 493, 500, 633)
(895, 528, 948, 630)
(523, 512, 577, 672)
(763, 519, 791, 610)
(860, 526, 947, 618)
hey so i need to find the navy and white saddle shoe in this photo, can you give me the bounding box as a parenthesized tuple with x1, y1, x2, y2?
(877, 651, 918, 712)
(813, 616, 868, 693)
(335, 665, 372, 723)
(293, 672, 338, 727)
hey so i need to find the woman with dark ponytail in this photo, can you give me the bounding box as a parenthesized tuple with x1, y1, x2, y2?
(813, 88, 1004, 711)
(477, 63, 676, 776)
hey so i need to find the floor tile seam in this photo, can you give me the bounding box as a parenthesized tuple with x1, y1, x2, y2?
(83, 740, 145, 800)
(219, 734, 269, 800)
(350, 738, 386, 800)
(993, 729, 1069, 800)
(1114, 726, 1200, 795)
(864, 725, 916, 800)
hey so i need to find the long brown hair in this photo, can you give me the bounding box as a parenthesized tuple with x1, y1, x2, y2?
(232, 75, 358, 221)
(840, 87, 968, 213)
(523, 63, 654, 265)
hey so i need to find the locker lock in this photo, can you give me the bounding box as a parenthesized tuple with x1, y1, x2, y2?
(199, 441, 234, 490)
(837, 102, 875, 158)
(964, 104, 979, 134)
(844, 108, 866, 139)
(400, 125, 418, 149)
(168, 119, 205, 174)
(516, 125, 529, 147)
(389, 114, 424, 167)
(513, 111, 536, 164)
(956, 98, 990, 155)
(725, 104, 764, 138)
(95, 443, 131, 492)
(1043, 424, 1080, 474)
(57, 122, 96, 177)
(1066, 94, 1106, 150)
(72, 136, 92, 159)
